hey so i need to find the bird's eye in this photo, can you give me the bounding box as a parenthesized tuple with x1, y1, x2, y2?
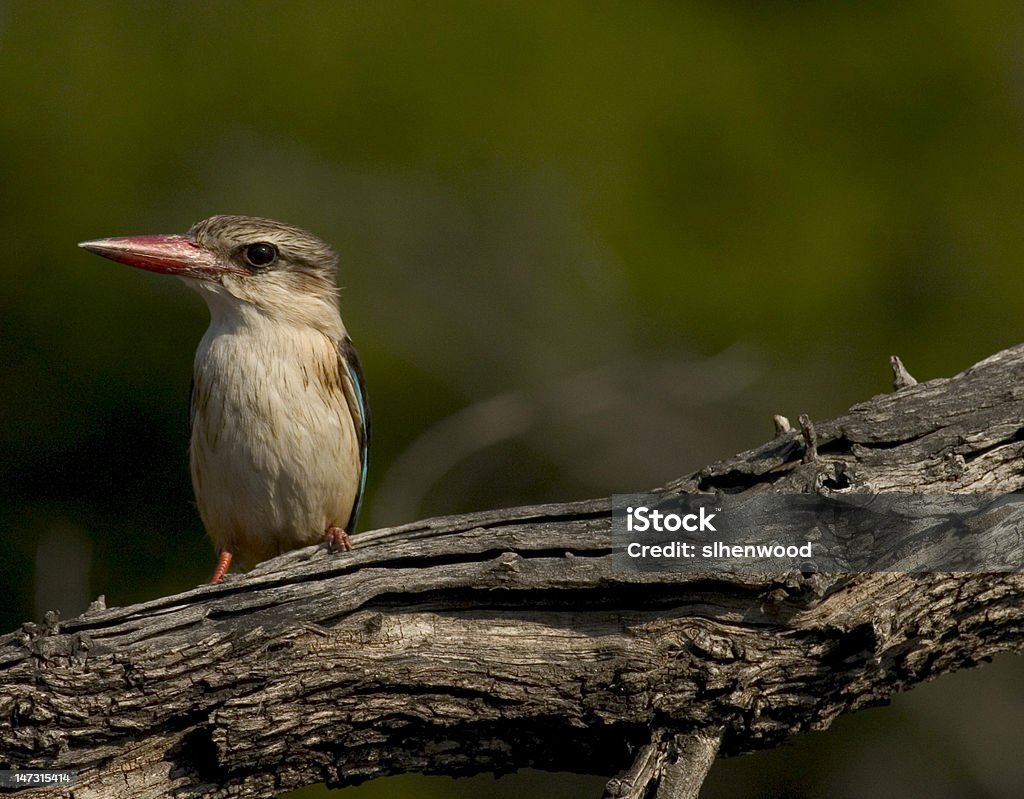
(243, 242, 278, 268)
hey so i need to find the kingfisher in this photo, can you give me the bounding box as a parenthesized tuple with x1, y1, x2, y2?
(79, 216, 370, 583)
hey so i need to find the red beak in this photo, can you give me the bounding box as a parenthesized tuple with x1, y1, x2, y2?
(78, 234, 225, 281)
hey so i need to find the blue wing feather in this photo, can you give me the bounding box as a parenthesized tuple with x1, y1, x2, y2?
(338, 336, 370, 531)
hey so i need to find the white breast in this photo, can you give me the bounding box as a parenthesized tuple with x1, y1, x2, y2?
(188, 301, 360, 564)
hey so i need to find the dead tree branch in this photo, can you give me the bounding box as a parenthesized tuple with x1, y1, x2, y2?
(3, 346, 1024, 798)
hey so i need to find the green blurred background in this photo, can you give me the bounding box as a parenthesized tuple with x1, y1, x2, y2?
(2, 1, 1023, 796)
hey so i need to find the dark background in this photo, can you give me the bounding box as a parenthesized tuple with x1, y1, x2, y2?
(2, 3, 1023, 797)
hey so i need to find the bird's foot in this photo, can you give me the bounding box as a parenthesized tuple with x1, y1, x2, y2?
(324, 526, 353, 553)
(210, 549, 233, 584)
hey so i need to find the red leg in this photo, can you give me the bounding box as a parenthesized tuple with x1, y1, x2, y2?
(210, 549, 233, 584)
(324, 526, 352, 552)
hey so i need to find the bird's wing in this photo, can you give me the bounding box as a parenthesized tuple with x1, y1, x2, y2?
(337, 335, 371, 531)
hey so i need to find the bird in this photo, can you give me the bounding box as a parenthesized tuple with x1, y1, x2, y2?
(79, 215, 370, 584)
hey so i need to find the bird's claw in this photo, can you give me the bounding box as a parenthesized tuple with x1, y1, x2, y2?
(324, 526, 352, 553)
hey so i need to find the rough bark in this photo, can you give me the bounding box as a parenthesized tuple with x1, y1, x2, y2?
(3, 345, 1024, 799)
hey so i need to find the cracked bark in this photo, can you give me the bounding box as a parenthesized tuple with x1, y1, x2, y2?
(3, 345, 1024, 798)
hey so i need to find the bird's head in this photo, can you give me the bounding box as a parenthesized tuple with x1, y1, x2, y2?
(80, 215, 344, 332)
